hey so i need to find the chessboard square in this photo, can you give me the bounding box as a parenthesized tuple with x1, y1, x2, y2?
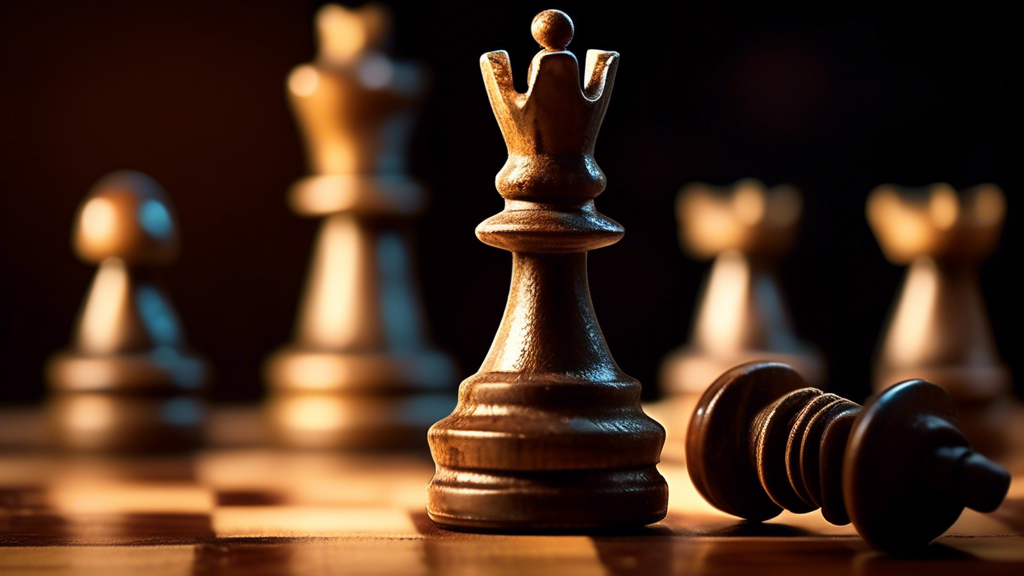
(47, 481, 215, 514)
(0, 545, 195, 576)
(212, 506, 418, 537)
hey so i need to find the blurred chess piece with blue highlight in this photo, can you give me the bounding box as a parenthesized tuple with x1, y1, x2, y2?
(46, 170, 208, 451)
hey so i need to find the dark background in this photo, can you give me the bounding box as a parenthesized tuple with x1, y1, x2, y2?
(1, 1, 1018, 405)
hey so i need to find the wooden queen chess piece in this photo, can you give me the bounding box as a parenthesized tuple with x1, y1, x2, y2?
(46, 171, 208, 451)
(867, 183, 1013, 454)
(265, 4, 456, 449)
(687, 362, 1010, 552)
(657, 179, 824, 461)
(426, 10, 668, 529)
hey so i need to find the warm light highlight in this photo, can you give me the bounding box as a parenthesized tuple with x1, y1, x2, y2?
(732, 183, 766, 225)
(883, 257, 940, 365)
(275, 395, 346, 432)
(288, 65, 320, 97)
(694, 251, 750, 355)
(48, 481, 214, 514)
(213, 506, 417, 537)
(61, 394, 118, 431)
(315, 4, 390, 64)
(80, 197, 118, 244)
(929, 185, 959, 230)
(297, 215, 376, 349)
(77, 258, 130, 354)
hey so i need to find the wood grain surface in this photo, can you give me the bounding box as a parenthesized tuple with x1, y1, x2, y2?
(1, 406, 1022, 575)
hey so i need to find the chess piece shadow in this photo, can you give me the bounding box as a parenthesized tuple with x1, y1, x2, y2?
(46, 171, 208, 452)
(657, 179, 824, 462)
(867, 183, 1013, 455)
(590, 532, 676, 575)
(264, 4, 456, 449)
(698, 521, 814, 538)
(687, 362, 1010, 553)
(425, 10, 667, 530)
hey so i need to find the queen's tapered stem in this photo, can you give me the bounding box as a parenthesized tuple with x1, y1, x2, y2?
(480, 253, 621, 379)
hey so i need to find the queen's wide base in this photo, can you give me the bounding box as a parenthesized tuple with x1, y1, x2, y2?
(427, 465, 668, 530)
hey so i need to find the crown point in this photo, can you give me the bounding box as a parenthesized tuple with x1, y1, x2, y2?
(531, 10, 574, 51)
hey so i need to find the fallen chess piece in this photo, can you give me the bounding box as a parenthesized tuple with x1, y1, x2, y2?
(686, 362, 1010, 552)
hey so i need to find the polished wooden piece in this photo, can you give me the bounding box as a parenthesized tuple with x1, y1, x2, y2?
(658, 179, 824, 461)
(426, 9, 667, 530)
(867, 183, 1012, 454)
(264, 4, 455, 449)
(45, 171, 208, 451)
(687, 362, 1010, 552)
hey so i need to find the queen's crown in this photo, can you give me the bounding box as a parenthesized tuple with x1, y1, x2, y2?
(481, 10, 619, 200)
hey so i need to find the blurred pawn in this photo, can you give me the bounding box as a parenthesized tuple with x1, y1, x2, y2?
(46, 171, 208, 451)
(655, 179, 825, 462)
(867, 183, 1014, 455)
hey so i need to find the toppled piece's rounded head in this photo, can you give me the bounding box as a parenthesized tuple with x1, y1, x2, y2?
(531, 9, 574, 51)
(73, 170, 179, 264)
(845, 379, 1010, 552)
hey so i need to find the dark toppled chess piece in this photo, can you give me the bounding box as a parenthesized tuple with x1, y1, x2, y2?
(46, 171, 208, 451)
(867, 183, 1013, 454)
(657, 179, 824, 461)
(426, 9, 667, 530)
(687, 362, 1010, 552)
(264, 4, 456, 449)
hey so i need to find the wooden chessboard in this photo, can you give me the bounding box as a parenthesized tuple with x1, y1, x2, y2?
(1, 407, 1023, 575)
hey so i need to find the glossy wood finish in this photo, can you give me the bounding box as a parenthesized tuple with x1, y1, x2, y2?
(658, 179, 824, 462)
(0, 411, 1022, 576)
(45, 171, 208, 451)
(426, 10, 667, 530)
(687, 362, 1010, 552)
(867, 183, 1012, 454)
(264, 4, 455, 449)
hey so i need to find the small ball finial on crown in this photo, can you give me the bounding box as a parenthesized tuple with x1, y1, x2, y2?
(532, 10, 574, 51)
(478, 10, 619, 204)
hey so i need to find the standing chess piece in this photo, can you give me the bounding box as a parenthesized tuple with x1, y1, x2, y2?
(265, 4, 456, 449)
(657, 179, 824, 461)
(867, 183, 1012, 454)
(426, 10, 667, 530)
(687, 362, 1010, 552)
(46, 171, 208, 451)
